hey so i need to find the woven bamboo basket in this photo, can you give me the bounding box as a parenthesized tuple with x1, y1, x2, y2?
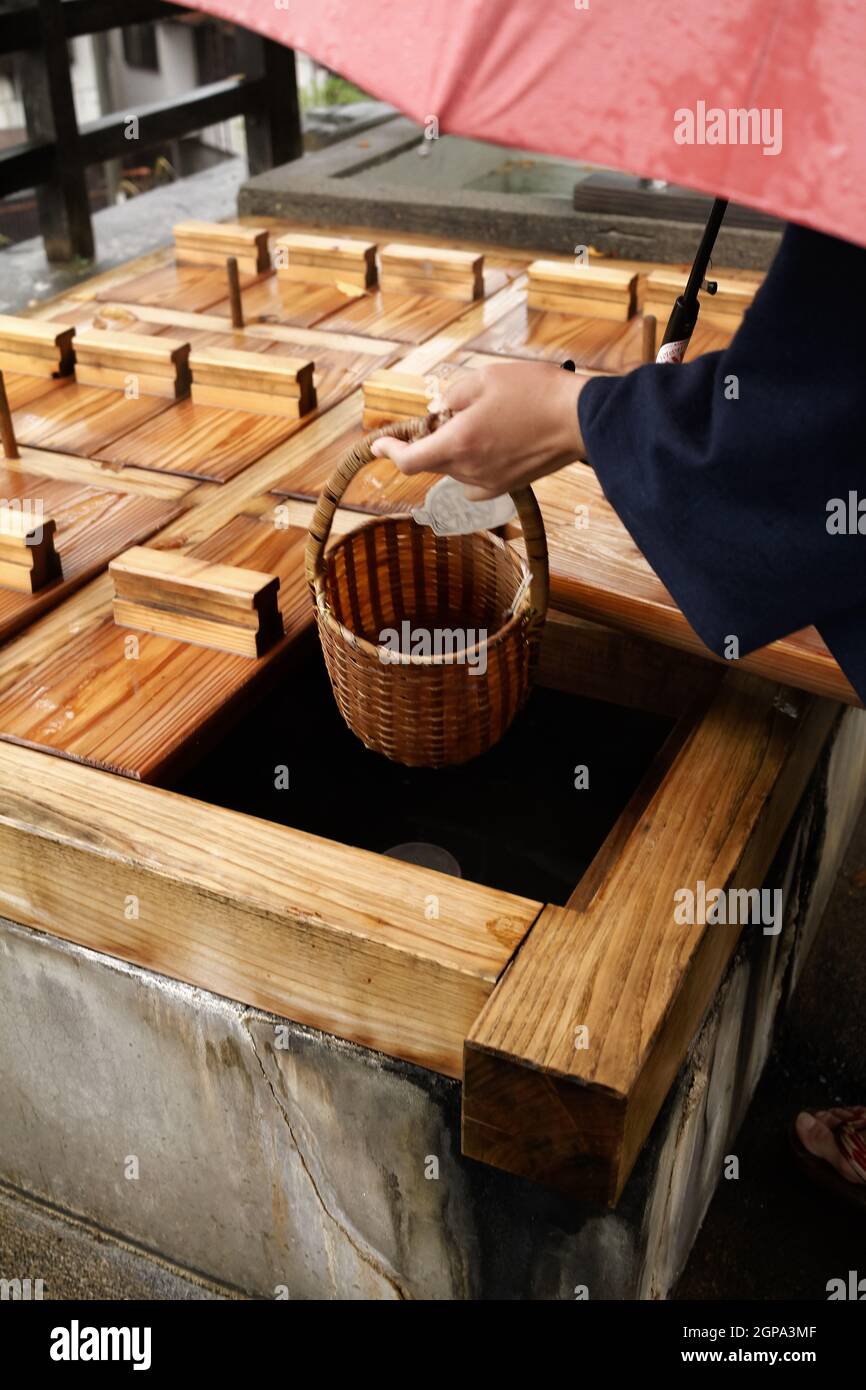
(305, 414, 549, 768)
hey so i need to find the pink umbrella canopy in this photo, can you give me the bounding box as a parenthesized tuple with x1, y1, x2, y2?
(174, 0, 866, 249)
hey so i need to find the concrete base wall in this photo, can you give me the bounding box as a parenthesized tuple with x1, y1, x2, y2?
(2, 707, 864, 1300)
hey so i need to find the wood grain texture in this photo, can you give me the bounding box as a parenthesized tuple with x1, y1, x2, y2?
(3, 372, 75, 412)
(4, 444, 197, 501)
(189, 345, 316, 417)
(174, 220, 270, 275)
(527, 260, 637, 320)
(0, 515, 312, 780)
(206, 272, 358, 329)
(148, 323, 397, 419)
(464, 301, 647, 366)
(52, 302, 200, 337)
(0, 467, 180, 643)
(93, 398, 302, 484)
(87, 301, 402, 357)
(463, 675, 839, 1202)
(12, 382, 176, 457)
(111, 545, 283, 657)
(381, 243, 483, 301)
(0, 314, 76, 377)
(0, 739, 541, 1078)
(274, 231, 377, 289)
(536, 608, 719, 718)
(95, 263, 261, 314)
(519, 462, 859, 705)
(74, 330, 191, 399)
(311, 286, 474, 343)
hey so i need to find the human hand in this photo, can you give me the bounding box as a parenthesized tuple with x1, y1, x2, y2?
(370, 361, 589, 500)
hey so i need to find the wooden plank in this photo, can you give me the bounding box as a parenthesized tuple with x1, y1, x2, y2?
(68, 312, 401, 413)
(536, 609, 719, 719)
(189, 383, 310, 419)
(174, 220, 271, 275)
(96, 264, 260, 315)
(94, 397, 306, 484)
(2, 372, 75, 413)
(314, 282, 500, 343)
(74, 330, 191, 399)
(397, 279, 527, 373)
(12, 382, 177, 457)
(645, 269, 755, 314)
(527, 287, 634, 320)
(463, 675, 839, 1203)
(0, 740, 541, 1078)
(0, 315, 76, 376)
(527, 260, 637, 320)
(361, 368, 429, 426)
(529, 260, 637, 299)
(274, 232, 377, 289)
(49, 302, 182, 338)
(170, 327, 396, 418)
(78, 301, 403, 357)
(74, 329, 190, 372)
(110, 546, 283, 658)
(381, 243, 483, 301)
(206, 273, 361, 330)
(464, 299, 649, 367)
(3, 445, 196, 501)
(189, 345, 315, 407)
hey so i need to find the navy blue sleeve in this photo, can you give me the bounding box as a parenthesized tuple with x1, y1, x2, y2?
(577, 224, 866, 701)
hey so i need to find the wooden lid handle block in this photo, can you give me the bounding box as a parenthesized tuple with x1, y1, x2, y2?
(0, 505, 62, 593)
(110, 547, 284, 658)
(380, 243, 483, 302)
(173, 221, 271, 275)
(361, 369, 431, 429)
(190, 347, 316, 419)
(74, 330, 191, 399)
(0, 314, 76, 379)
(527, 260, 637, 321)
(273, 232, 378, 290)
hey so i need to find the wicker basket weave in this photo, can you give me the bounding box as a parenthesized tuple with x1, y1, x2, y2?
(305, 415, 549, 768)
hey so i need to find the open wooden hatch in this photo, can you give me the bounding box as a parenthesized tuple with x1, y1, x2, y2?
(0, 223, 848, 1211)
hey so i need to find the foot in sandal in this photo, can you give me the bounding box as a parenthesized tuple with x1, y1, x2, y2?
(795, 1107, 866, 1184)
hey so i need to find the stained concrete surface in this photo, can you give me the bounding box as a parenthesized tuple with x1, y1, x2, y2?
(0, 1186, 233, 1301)
(675, 800, 866, 1299)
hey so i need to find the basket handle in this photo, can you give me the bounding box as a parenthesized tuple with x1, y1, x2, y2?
(304, 414, 549, 633)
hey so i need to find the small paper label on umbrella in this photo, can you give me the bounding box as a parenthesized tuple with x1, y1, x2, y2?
(411, 475, 516, 536)
(656, 339, 688, 364)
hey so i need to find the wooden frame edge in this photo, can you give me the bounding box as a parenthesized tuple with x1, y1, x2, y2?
(462, 675, 840, 1205)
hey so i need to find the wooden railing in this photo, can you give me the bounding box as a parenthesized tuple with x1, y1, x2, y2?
(0, 0, 302, 261)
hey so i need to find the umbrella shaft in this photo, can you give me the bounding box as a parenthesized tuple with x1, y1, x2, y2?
(659, 197, 729, 361)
